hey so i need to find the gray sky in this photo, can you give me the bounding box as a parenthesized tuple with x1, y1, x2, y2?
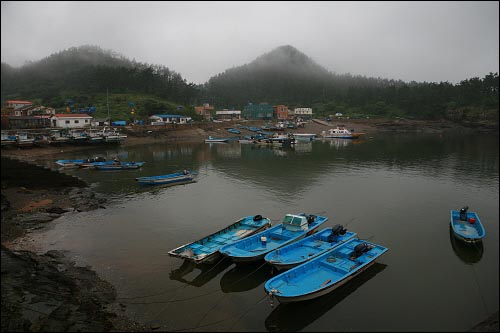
(1, 1, 498, 84)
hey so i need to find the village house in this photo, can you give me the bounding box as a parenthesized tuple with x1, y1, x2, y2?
(273, 105, 289, 120)
(149, 114, 192, 125)
(215, 109, 241, 120)
(5, 100, 33, 110)
(243, 103, 274, 120)
(293, 107, 313, 119)
(194, 103, 215, 120)
(50, 114, 93, 128)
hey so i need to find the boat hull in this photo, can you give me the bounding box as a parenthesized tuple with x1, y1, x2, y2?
(265, 229, 357, 270)
(272, 261, 377, 303)
(220, 214, 328, 263)
(265, 238, 388, 304)
(168, 216, 272, 265)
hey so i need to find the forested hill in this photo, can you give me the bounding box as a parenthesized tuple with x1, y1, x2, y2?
(1, 45, 198, 109)
(204, 45, 498, 122)
(204, 45, 396, 107)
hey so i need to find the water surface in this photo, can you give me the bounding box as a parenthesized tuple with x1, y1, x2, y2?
(31, 131, 499, 331)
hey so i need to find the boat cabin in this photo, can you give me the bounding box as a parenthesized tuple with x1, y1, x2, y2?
(282, 214, 308, 232)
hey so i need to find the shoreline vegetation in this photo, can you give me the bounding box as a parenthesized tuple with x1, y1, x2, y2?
(1, 118, 498, 332)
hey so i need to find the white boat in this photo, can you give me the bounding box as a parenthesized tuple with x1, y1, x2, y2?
(321, 127, 364, 139)
(205, 136, 228, 143)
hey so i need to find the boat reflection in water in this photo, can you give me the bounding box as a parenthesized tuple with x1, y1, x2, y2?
(449, 226, 484, 265)
(169, 258, 233, 288)
(220, 262, 274, 293)
(264, 263, 387, 332)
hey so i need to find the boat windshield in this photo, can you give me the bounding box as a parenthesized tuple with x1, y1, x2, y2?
(282, 215, 307, 227)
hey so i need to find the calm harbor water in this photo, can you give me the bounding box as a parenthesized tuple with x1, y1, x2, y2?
(30, 131, 498, 331)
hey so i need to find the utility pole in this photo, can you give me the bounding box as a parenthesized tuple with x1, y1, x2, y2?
(107, 88, 110, 126)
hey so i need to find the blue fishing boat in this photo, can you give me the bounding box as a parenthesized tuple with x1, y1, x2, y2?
(55, 159, 87, 167)
(168, 215, 272, 264)
(264, 225, 357, 270)
(265, 238, 388, 303)
(450, 206, 485, 243)
(95, 161, 145, 170)
(227, 128, 241, 134)
(219, 213, 328, 263)
(135, 170, 197, 186)
(78, 156, 108, 168)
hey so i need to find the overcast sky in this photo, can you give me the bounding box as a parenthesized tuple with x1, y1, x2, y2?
(1, 1, 498, 84)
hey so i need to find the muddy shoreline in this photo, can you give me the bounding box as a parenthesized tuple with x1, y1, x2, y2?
(1, 118, 497, 331)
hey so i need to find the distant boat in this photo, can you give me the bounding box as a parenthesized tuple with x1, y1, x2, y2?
(168, 215, 272, 264)
(219, 213, 328, 263)
(321, 127, 364, 139)
(265, 238, 388, 303)
(94, 161, 145, 170)
(227, 128, 241, 134)
(78, 156, 108, 168)
(450, 206, 485, 243)
(1, 132, 17, 147)
(205, 136, 229, 143)
(135, 170, 197, 186)
(264, 226, 357, 270)
(55, 159, 87, 168)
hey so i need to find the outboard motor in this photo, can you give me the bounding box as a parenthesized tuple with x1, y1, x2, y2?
(307, 214, 316, 225)
(350, 242, 372, 259)
(459, 206, 469, 221)
(253, 214, 263, 221)
(327, 224, 347, 243)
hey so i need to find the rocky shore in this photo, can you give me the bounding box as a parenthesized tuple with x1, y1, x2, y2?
(1, 157, 146, 331)
(1, 118, 497, 331)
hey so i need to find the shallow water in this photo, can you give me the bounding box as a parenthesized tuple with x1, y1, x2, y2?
(30, 131, 499, 331)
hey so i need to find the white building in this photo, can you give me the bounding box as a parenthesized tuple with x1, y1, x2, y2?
(215, 110, 241, 120)
(293, 107, 313, 117)
(50, 114, 93, 128)
(149, 114, 192, 125)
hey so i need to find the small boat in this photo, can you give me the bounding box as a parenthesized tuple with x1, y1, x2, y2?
(1, 132, 18, 147)
(135, 170, 197, 186)
(227, 128, 241, 134)
(265, 238, 388, 303)
(450, 206, 485, 243)
(219, 213, 328, 263)
(94, 161, 145, 170)
(168, 215, 272, 264)
(264, 225, 357, 270)
(55, 159, 87, 167)
(205, 136, 229, 143)
(321, 126, 364, 139)
(78, 156, 108, 168)
(15, 133, 35, 147)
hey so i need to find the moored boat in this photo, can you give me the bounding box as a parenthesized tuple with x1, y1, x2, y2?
(450, 206, 485, 243)
(205, 136, 229, 143)
(135, 170, 197, 186)
(219, 213, 328, 263)
(168, 215, 273, 264)
(55, 159, 87, 167)
(264, 225, 356, 270)
(265, 238, 388, 303)
(321, 126, 364, 139)
(94, 161, 145, 170)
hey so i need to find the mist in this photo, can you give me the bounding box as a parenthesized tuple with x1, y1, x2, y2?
(1, 1, 498, 84)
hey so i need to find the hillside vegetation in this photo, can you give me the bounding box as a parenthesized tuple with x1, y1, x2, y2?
(1, 44, 498, 124)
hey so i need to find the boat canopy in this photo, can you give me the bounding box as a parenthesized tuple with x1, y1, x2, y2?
(282, 214, 308, 232)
